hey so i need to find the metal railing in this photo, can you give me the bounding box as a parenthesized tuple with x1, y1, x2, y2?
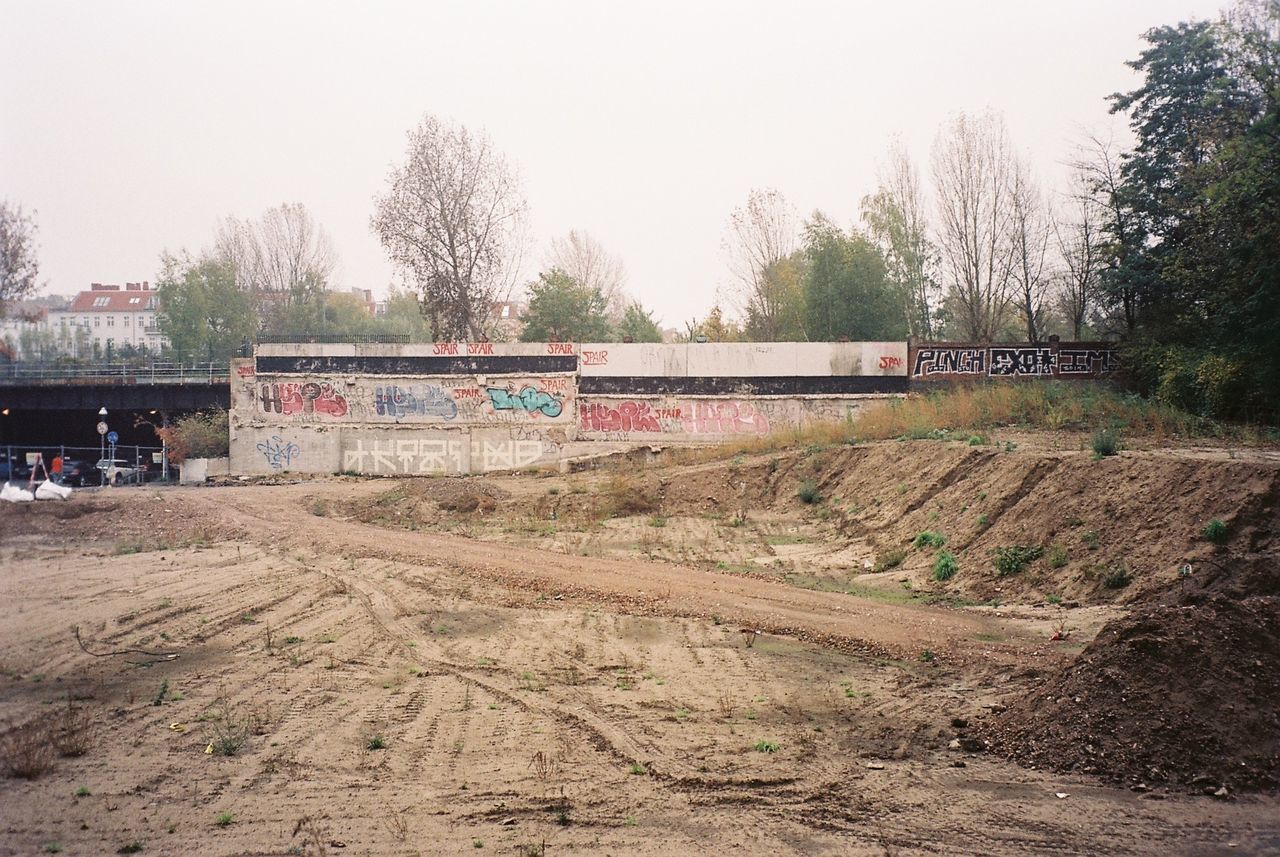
(0, 361, 229, 384)
(256, 333, 411, 344)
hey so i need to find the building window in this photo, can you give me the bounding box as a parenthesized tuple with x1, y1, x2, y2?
(106, 316, 115, 327)
(129, 297, 141, 305)
(123, 316, 130, 327)
(92, 296, 110, 307)
(94, 317, 100, 328)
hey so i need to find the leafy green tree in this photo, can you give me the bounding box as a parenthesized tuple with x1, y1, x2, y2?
(0, 200, 40, 316)
(801, 215, 906, 342)
(1104, 4, 1280, 419)
(156, 254, 257, 363)
(742, 255, 807, 341)
(861, 143, 938, 338)
(378, 287, 434, 342)
(614, 302, 663, 342)
(519, 269, 613, 342)
(274, 291, 376, 339)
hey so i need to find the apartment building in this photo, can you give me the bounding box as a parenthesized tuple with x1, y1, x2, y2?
(47, 282, 167, 356)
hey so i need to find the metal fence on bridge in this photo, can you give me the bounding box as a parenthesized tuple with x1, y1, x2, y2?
(0, 361, 229, 384)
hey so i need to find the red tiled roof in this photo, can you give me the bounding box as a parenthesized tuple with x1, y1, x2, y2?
(68, 290, 159, 312)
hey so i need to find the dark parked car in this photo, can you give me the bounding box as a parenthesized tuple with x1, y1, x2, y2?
(57, 459, 94, 487)
(0, 455, 32, 482)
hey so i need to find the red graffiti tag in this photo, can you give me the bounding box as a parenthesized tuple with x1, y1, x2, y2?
(579, 401, 661, 433)
(547, 342, 576, 355)
(433, 341, 460, 355)
(452, 388, 483, 399)
(468, 342, 495, 355)
(683, 401, 769, 436)
(581, 350, 609, 365)
(878, 355, 904, 370)
(260, 381, 348, 417)
(235, 364, 255, 377)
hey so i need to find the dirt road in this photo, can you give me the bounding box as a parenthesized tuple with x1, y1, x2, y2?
(1, 460, 1277, 855)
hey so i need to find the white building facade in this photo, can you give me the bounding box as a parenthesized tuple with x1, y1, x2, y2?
(47, 282, 167, 357)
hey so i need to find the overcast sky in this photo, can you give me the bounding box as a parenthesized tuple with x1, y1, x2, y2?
(1, 0, 1225, 329)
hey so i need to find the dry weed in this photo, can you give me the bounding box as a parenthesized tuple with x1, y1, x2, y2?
(1, 721, 54, 779)
(53, 702, 96, 757)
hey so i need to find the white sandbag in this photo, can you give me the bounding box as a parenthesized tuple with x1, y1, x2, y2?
(1, 482, 35, 502)
(35, 480, 73, 501)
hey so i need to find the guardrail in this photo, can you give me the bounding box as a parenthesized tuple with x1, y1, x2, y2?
(0, 362, 229, 384)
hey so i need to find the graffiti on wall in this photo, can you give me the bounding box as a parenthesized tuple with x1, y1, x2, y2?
(911, 343, 1118, 379)
(256, 435, 300, 469)
(259, 381, 349, 417)
(1058, 348, 1118, 375)
(485, 385, 564, 418)
(990, 347, 1055, 376)
(374, 385, 459, 420)
(578, 399, 769, 437)
(912, 347, 987, 377)
(341, 437, 548, 475)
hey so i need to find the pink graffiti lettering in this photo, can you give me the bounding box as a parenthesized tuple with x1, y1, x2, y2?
(683, 402, 769, 436)
(579, 401, 661, 433)
(259, 381, 348, 417)
(581, 350, 608, 365)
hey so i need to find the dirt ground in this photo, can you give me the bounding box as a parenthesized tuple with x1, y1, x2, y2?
(0, 436, 1277, 855)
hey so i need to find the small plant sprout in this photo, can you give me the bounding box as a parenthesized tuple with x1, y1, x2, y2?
(215, 812, 234, 827)
(1203, 518, 1228, 544)
(753, 739, 779, 753)
(628, 762, 647, 775)
(75, 785, 91, 797)
(366, 734, 387, 751)
(932, 551, 958, 582)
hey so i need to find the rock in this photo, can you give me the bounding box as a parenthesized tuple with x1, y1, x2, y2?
(958, 737, 985, 753)
(952, 760, 967, 768)
(948, 739, 962, 751)
(866, 762, 885, 770)
(1213, 786, 1230, 799)
(950, 717, 969, 729)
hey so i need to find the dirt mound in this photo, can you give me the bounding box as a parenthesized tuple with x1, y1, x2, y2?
(0, 493, 242, 548)
(433, 480, 510, 513)
(981, 573, 1280, 791)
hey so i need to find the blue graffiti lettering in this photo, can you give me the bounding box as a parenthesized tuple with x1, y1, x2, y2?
(374, 385, 459, 420)
(256, 435, 300, 469)
(485, 386, 563, 418)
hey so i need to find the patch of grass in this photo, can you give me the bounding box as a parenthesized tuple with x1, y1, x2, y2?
(967, 434, 988, 446)
(628, 762, 647, 775)
(1091, 426, 1121, 458)
(796, 481, 822, 504)
(912, 531, 946, 549)
(1101, 565, 1131, 589)
(546, 487, 559, 495)
(215, 812, 234, 828)
(206, 701, 250, 756)
(932, 550, 958, 582)
(152, 679, 170, 707)
(977, 513, 990, 528)
(919, 649, 936, 663)
(75, 785, 91, 797)
(601, 476, 659, 518)
(873, 547, 906, 572)
(992, 545, 1043, 577)
(1203, 518, 1228, 544)
(1046, 593, 1062, 605)
(366, 735, 387, 751)
(1046, 543, 1069, 568)
(753, 740, 779, 753)
(1082, 530, 1100, 550)
(648, 514, 667, 528)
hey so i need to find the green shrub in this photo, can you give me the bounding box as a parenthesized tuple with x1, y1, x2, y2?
(796, 481, 822, 504)
(753, 740, 779, 753)
(992, 545, 1043, 577)
(1091, 427, 1120, 458)
(873, 548, 906, 572)
(912, 531, 946, 549)
(932, 551, 958, 581)
(156, 409, 229, 464)
(1202, 518, 1228, 545)
(1101, 565, 1131, 589)
(1046, 543, 1069, 568)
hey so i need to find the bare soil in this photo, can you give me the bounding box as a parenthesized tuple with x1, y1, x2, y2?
(0, 435, 1277, 855)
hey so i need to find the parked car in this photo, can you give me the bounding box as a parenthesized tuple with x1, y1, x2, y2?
(57, 459, 95, 487)
(0, 455, 31, 482)
(96, 458, 141, 486)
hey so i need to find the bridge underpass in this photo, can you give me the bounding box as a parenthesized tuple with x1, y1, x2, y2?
(0, 377, 229, 448)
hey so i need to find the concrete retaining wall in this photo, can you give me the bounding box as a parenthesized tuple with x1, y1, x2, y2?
(229, 341, 901, 476)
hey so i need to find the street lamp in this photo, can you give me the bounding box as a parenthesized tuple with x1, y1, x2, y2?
(98, 407, 108, 486)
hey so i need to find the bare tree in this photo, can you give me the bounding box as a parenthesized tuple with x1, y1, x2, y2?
(214, 203, 336, 328)
(861, 142, 938, 338)
(722, 188, 800, 341)
(545, 230, 628, 319)
(1054, 168, 1105, 339)
(1073, 132, 1137, 334)
(931, 112, 1017, 341)
(371, 114, 528, 341)
(0, 200, 40, 317)
(1008, 159, 1053, 342)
